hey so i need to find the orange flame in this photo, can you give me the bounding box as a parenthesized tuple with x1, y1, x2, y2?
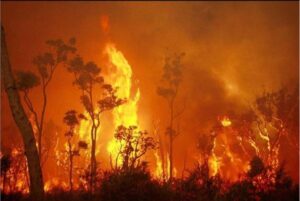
(220, 116, 232, 127)
(105, 43, 141, 167)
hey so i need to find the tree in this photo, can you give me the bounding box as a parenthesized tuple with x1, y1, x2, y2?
(15, 38, 76, 165)
(63, 110, 88, 192)
(113, 125, 157, 170)
(1, 25, 44, 201)
(67, 55, 124, 192)
(252, 86, 299, 169)
(157, 53, 184, 181)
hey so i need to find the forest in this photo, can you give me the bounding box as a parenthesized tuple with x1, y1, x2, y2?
(1, 2, 299, 201)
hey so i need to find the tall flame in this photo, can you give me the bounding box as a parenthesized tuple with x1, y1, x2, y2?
(209, 138, 220, 177)
(105, 43, 140, 167)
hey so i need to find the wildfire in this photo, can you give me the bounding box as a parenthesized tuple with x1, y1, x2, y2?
(44, 178, 68, 192)
(105, 43, 141, 167)
(154, 152, 163, 178)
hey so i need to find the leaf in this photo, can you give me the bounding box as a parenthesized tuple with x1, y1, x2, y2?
(63, 110, 79, 127)
(68, 55, 84, 73)
(85, 61, 101, 76)
(15, 71, 40, 90)
(80, 95, 93, 113)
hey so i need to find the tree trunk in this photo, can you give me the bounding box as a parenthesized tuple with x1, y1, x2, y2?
(169, 102, 174, 182)
(69, 156, 73, 192)
(68, 139, 73, 192)
(39, 86, 47, 160)
(1, 26, 44, 201)
(90, 125, 97, 193)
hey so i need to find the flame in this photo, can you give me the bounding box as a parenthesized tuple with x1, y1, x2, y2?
(44, 178, 68, 192)
(154, 151, 178, 180)
(220, 116, 232, 127)
(154, 152, 163, 178)
(208, 138, 220, 176)
(104, 43, 141, 167)
(77, 112, 102, 158)
(248, 137, 260, 155)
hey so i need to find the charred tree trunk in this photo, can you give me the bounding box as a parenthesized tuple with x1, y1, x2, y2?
(1, 26, 44, 201)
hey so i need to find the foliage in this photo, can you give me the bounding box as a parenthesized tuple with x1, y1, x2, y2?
(63, 110, 88, 191)
(157, 52, 185, 181)
(14, 37, 77, 165)
(1, 162, 298, 201)
(100, 166, 172, 201)
(67, 54, 125, 191)
(98, 84, 125, 112)
(15, 71, 40, 91)
(113, 125, 157, 170)
(157, 53, 185, 101)
(247, 156, 265, 178)
(175, 162, 223, 201)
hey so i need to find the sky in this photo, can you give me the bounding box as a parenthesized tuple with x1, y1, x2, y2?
(1, 1, 299, 181)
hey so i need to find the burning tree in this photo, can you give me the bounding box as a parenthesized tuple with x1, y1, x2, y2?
(15, 38, 76, 166)
(63, 110, 88, 192)
(112, 125, 157, 170)
(67, 55, 124, 192)
(157, 53, 185, 182)
(251, 86, 299, 170)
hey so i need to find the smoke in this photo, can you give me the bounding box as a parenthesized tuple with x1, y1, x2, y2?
(1, 2, 298, 180)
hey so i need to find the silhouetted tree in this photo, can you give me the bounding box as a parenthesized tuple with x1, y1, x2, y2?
(157, 53, 185, 182)
(15, 38, 76, 166)
(1, 25, 44, 201)
(67, 55, 124, 192)
(113, 125, 157, 170)
(63, 110, 88, 192)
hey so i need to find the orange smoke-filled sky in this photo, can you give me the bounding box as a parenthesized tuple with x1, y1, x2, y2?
(1, 1, 299, 180)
